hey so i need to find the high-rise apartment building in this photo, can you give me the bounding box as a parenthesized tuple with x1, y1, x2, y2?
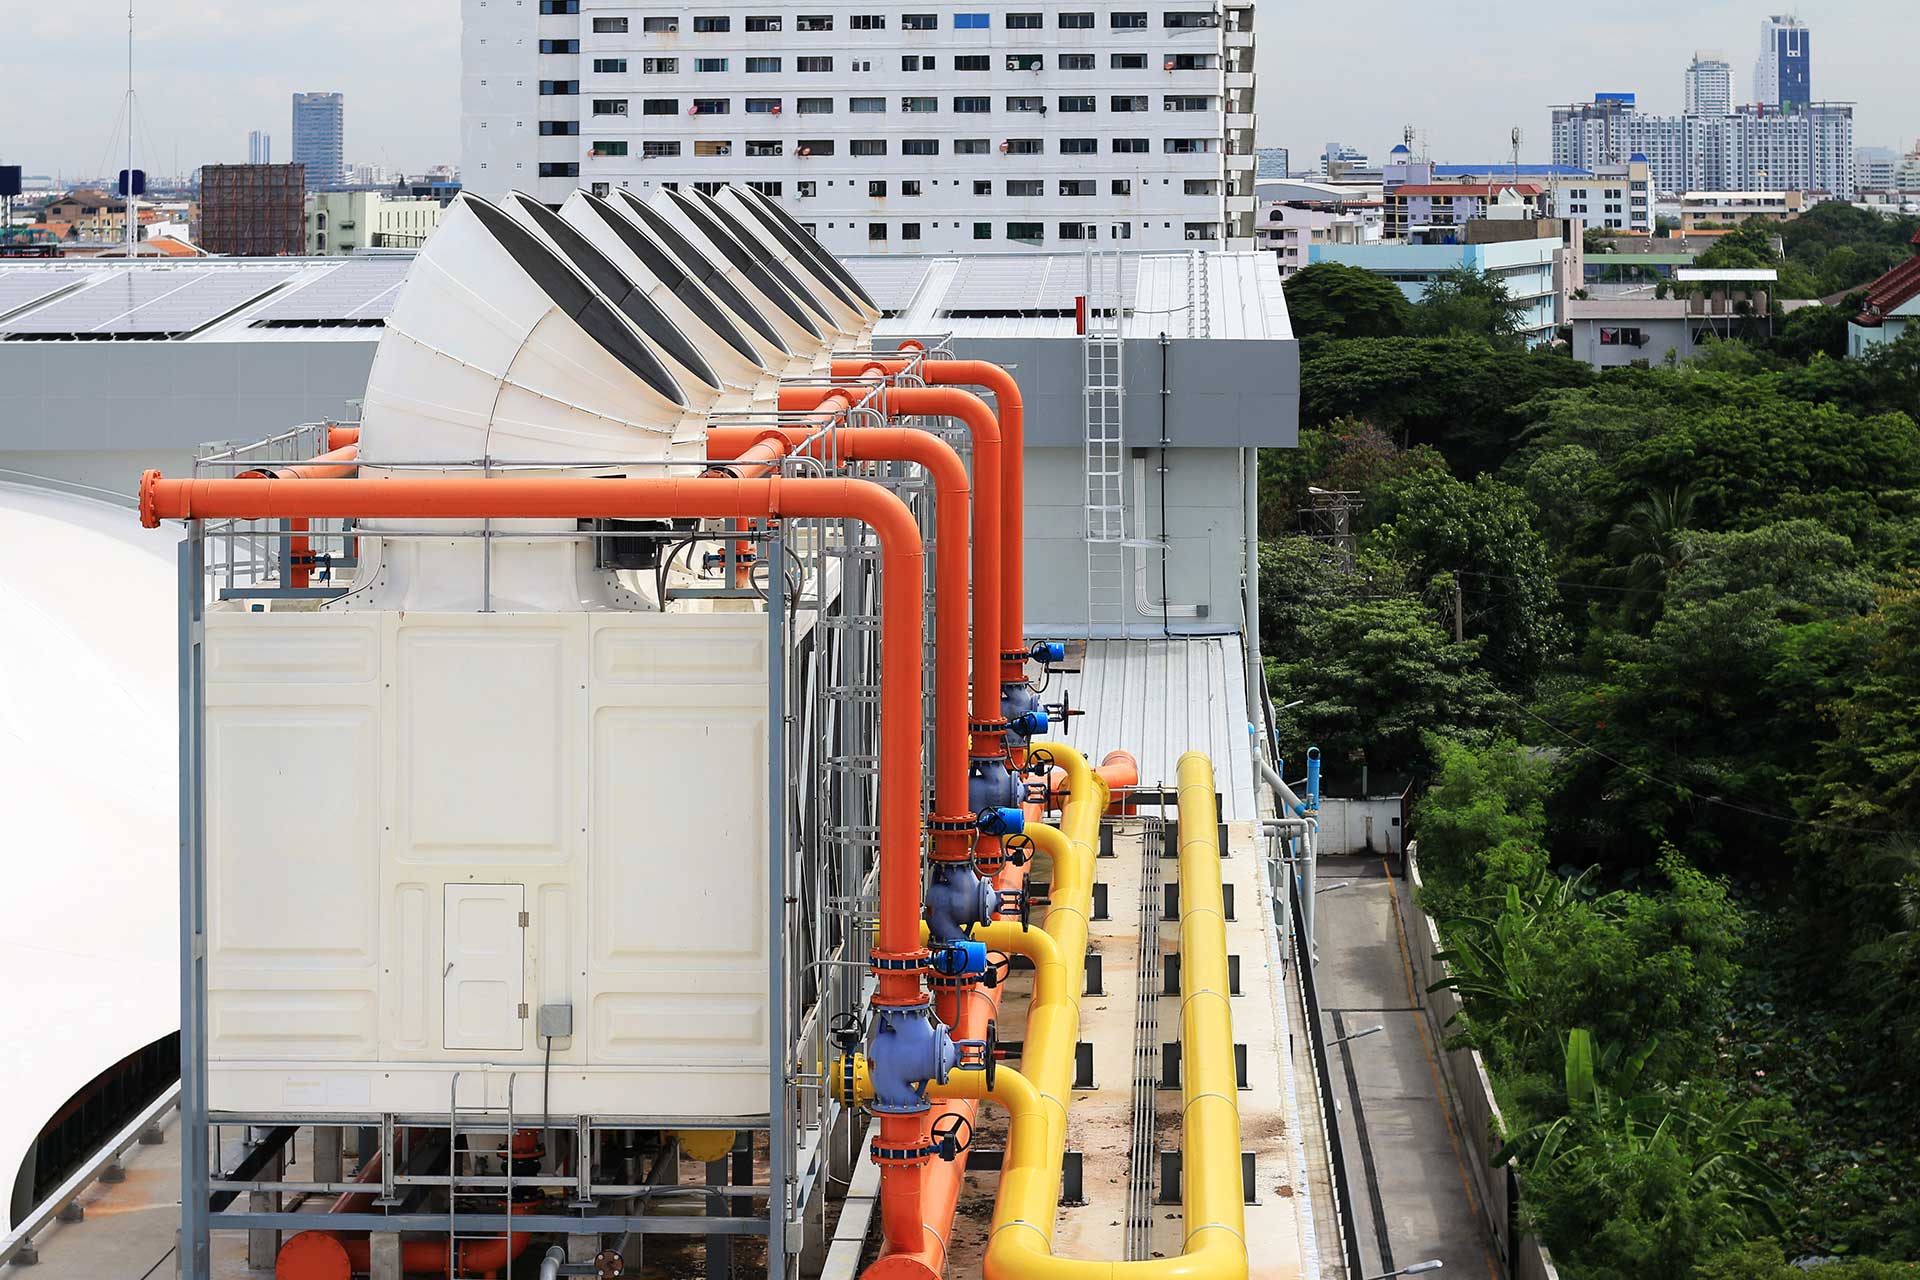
(1684, 53, 1732, 116)
(462, 2, 1257, 255)
(1553, 98, 1851, 197)
(248, 130, 272, 165)
(291, 92, 346, 190)
(1856, 146, 1900, 193)
(1754, 14, 1810, 111)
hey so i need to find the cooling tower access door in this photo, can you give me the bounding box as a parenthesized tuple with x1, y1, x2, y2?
(443, 884, 528, 1051)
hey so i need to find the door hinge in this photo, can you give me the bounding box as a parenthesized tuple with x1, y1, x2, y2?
(518, 1003, 530, 1019)
(518, 911, 530, 927)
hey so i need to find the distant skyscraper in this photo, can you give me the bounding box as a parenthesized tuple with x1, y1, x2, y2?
(1754, 15, 1811, 111)
(1685, 53, 1732, 116)
(1256, 148, 1290, 179)
(248, 130, 271, 165)
(291, 92, 345, 190)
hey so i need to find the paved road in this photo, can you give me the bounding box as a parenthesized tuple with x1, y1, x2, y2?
(1311, 856, 1500, 1280)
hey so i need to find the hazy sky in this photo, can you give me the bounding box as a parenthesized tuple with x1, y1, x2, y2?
(1, 0, 1912, 180)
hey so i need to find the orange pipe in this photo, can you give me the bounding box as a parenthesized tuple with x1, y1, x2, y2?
(787, 383, 1003, 759)
(277, 1202, 535, 1279)
(708, 425, 974, 856)
(236, 443, 360, 587)
(326, 426, 360, 451)
(835, 359, 1027, 685)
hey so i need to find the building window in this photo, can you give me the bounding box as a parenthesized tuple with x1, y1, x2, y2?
(539, 1, 577, 13)
(692, 98, 728, 114)
(902, 95, 937, 113)
(1164, 138, 1209, 153)
(798, 14, 832, 30)
(1007, 12, 1042, 28)
(869, 180, 887, 196)
(695, 57, 729, 72)
(539, 119, 580, 135)
(1112, 53, 1147, 69)
(797, 180, 816, 196)
(1112, 138, 1148, 153)
(974, 222, 992, 239)
(642, 98, 678, 114)
(851, 96, 885, 112)
(538, 162, 580, 178)
(1059, 10, 1094, 27)
(591, 98, 627, 114)
(797, 96, 832, 113)
(1111, 95, 1146, 111)
(694, 140, 731, 156)
(1060, 179, 1095, 196)
(589, 15, 625, 31)
(851, 14, 886, 29)
(593, 58, 626, 73)
(693, 15, 729, 32)
(746, 56, 780, 72)
(1060, 138, 1096, 154)
(903, 222, 921, 240)
(903, 55, 936, 71)
(641, 16, 676, 32)
(851, 139, 888, 156)
(1164, 10, 1219, 27)
(642, 140, 681, 158)
(1007, 96, 1043, 113)
(1007, 222, 1043, 244)
(1004, 138, 1043, 155)
(642, 57, 678, 73)
(1060, 53, 1095, 70)
(1059, 222, 1089, 240)
(954, 12, 990, 29)
(973, 179, 991, 195)
(798, 139, 835, 155)
(746, 139, 783, 156)
(540, 39, 579, 53)
(869, 223, 888, 241)
(903, 139, 938, 156)
(746, 14, 782, 31)
(798, 56, 833, 72)
(1164, 95, 1211, 111)
(1007, 53, 1043, 71)
(902, 12, 938, 29)
(955, 138, 989, 155)
(1058, 95, 1095, 112)
(746, 97, 781, 113)
(540, 80, 580, 95)
(1007, 179, 1043, 196)
(901, 179, 922, 196)
(954, 55, 990, 71)
(591, 140, 629, 156)
(1111, 11, 1147, 28)
(1112, 178, 1131, 194)
(748, 181, 783, 197)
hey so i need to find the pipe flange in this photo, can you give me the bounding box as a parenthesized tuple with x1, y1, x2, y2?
(969, 718, 1011, 734)
(870, 1140, 941, 1164)
(869, 951, 930, 974)
(926, 815, 978, 834)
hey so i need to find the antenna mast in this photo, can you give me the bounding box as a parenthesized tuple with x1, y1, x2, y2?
(124, 0, 136, 261)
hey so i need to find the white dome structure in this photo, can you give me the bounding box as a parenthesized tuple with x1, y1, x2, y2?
(0, 484, 176, 1227)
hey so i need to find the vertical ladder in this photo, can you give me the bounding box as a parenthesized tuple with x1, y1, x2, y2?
(446, 1072, 516, 1279)
(1083, 241, 1128, 637)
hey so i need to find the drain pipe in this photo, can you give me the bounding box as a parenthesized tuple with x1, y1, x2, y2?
(1257, 757, 1319, 958)
(538, 1245, 566, 1280)
(139, 469, 951, 1248)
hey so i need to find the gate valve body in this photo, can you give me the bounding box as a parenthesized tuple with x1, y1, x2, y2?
(865, 1005, 959, 1113)
(925, 861, 998, 942)
(968, 756, 1017, 811)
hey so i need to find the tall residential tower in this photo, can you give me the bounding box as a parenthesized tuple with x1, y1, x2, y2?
(1754, 15, 1810, 111)
(1685, 53, 1732, 116)
(291, 92, 346, 190)
(247, 130, 272, 165)
(462, 1, 1257, 255)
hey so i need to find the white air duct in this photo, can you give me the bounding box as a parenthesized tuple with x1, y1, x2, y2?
(638, 189, 833, 356)
(710, 187, 878, 334)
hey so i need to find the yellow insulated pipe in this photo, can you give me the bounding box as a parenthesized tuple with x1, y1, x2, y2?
(980, 748, 1249, 1280)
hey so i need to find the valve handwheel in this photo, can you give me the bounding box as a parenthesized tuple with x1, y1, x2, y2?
(1023, 747, 1057, 776)
(980, 950, 1012, 990)
(828, 1011, 863, 1051)
(983, 1018, 1000, 1092)
(930, 1112, 973, 1162)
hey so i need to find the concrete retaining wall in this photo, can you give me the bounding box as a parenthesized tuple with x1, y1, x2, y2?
(1399, 843, 1561, 1280)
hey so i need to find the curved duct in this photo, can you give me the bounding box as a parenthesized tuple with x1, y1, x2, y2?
(561, 190, 774, 387)
(501, 192, 725, 404)
(717, 186, 882, 328)
(674, 188, 853, 340)
(700, 188, 868, 333)
(733, 183, 882, 316)
(355, 192, 694, 473)
(611, 189, 796, 361)
(642, 189, 827, 352)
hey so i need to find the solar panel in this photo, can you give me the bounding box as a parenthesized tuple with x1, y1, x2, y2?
(845, 259, 932, 311)
(0, 268, 87, 321)
(246, 258, 413, 325)
(2, 268, 294, 336)
(940, 256, 1138, 314)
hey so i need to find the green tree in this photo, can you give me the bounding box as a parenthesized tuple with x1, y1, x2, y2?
(1412, 736, 1553, 921)
(1281, 260, 1411, 341)
(1408, 267, 1528, 344)
(1604, 485, 1707, 621)
(1771, 303, 1852, 362)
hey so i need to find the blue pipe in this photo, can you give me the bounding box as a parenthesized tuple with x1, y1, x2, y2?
(1306, 747, 1321, 812)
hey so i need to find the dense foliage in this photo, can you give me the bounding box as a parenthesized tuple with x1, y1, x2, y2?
(1270, 261, 1920, 1275)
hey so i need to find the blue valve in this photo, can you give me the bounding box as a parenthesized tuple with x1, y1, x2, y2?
(976, 806, 1026, 837)
(969, 757, 1017, 811)
(866, 1005, 958, 1114)
(929, 939, 990, 977)
(926, 861, 998, 941)
(1008, 709, 1049, 739)
(1030, 641, 1067, 665)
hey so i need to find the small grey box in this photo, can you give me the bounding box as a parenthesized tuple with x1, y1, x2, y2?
(538, 1003, 574, 1038)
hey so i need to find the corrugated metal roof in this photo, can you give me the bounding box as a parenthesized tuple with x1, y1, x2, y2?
(1061, 636, 1258, 820)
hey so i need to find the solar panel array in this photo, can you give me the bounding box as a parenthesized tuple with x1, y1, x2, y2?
(0, 268, 86, 321)
(2, 268, 295, 336)
(244, 258, 413, 325)
(939, 256, 1139, 314)
(844, 258, 932, 311)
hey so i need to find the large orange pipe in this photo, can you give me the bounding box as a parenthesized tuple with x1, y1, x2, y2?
(787, 383, 1003, 758)
(708, 425, 973, 855)
(143, 469, 939, 1243)
(236, 443, 361, 588)
(835, 359, 1027, 684)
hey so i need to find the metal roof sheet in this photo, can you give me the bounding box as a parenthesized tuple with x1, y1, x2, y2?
(241, 257, 412, 324)
(1064, 636, 1258, 821)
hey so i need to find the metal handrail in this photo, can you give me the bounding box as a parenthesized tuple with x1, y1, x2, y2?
(0, 1082, 181, 1265)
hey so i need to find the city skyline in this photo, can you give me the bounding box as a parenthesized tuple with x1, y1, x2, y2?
(0, 0, 1914, 178)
